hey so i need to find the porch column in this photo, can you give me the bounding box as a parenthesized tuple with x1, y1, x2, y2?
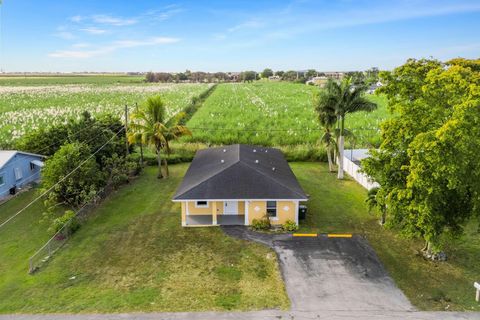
(212, 201, 217, 225)
(181, 202, 186, 226)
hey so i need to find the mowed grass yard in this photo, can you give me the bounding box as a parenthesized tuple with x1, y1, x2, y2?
(0, 164, 288, 313)
(1, 162, 478, 313)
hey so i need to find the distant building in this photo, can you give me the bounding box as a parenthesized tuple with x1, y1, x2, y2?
(0, 151, 45, 200)
(367, 81, 383, 94)
(324, 72, 345, 80)
(268, 75, 281, 81)
(306, 76, 329, 87)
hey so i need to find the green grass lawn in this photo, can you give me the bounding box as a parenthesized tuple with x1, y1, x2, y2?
(1, 162, 478, 313)
(291, 162, 480, 312)
(0, 164, 288, 313)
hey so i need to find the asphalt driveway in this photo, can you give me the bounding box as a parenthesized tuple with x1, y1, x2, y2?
(222, 226, 414, 312)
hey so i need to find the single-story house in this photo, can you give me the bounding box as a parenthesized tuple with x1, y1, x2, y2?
(0, 150, 45, 200)
(343, 149, 379, 190)
(172, 144, 308, 227)
(367, 81, 383, 94)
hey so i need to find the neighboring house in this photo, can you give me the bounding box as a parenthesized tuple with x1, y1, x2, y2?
(0, 151, 45, 200)
(343, 149, 379, 190)
(306, 76, 329, 87)
(367, 81, 383, 94)
(172, 144, 308, 227)
(268, 75, 281, 81)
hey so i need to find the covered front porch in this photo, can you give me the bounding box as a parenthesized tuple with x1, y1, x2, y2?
(186, 214, 246, 226)
(183, 200, 247, 226)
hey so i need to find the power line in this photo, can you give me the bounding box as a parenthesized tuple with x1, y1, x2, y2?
(187, 127, 380, 132)
(0, 127, 125, 230)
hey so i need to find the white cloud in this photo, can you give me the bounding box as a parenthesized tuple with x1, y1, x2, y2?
(48, 37, 180, 59)
(80, 27, 107, 35)
(91, 14, 137, 26)
(55, 31, 75, 40)
(72, 43, 91, 48)
(70, 15, 83, 23)
(227, 20, 263, 33)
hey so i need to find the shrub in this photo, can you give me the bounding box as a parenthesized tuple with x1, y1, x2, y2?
(251, 215, 271, 230)
(282, 220, 298, 232)
(48, 210, 80, 236)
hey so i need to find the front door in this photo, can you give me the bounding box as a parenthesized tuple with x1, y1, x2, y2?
(223, 201, 238, 215)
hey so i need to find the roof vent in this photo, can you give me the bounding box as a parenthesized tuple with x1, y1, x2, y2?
(272, 167, 276, 171)
(255, 160, 259, 164)
(221, 159, 225, 163)
(253, 149, 257, 153)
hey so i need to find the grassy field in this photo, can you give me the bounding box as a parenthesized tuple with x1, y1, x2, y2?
(1, 163, 478, 312)
(185, 82, 388, 148)
(0, 165, 288, 313)
(1, 78, 388, 157)
(0, 82, 211, 145)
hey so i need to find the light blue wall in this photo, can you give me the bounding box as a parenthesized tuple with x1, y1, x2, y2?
(0, 153, 43, 199)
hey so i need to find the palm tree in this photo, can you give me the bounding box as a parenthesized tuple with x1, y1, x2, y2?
(315, 92, 337, 172)
(365, 187, 386, 225)
(322, 79, 377, 179)
(128, 96, 191, 179)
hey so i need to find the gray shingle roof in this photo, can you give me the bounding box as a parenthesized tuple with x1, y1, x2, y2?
(173, 144, 308, 200)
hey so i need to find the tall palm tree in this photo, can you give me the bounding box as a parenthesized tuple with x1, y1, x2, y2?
(315, 92, 337, 172)
(128, 96, 191, 179)
(322, 79, 377, 179)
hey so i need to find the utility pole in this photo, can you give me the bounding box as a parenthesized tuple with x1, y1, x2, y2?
(135, 102, 144, 166)
(124, 105, 129, 156)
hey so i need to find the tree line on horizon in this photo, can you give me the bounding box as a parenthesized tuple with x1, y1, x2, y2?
(144, 67, 380, 84)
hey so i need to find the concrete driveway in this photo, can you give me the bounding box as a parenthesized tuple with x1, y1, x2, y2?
(222, 226, 414, 312)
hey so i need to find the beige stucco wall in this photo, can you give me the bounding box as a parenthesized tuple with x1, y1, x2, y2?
(187, 201, 214, 215)
(275, 201, 296, 224)
(182, 200, 296, 226)
(187, 201, 246, 215)
(247, 200, 296, 225)
(247, 201, 267, 224)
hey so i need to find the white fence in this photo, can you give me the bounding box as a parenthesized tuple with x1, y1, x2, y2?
(342, 149, 380, 190)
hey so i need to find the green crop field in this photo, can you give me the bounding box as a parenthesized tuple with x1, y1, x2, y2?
(0, 81, 211, 146)
(185, 82, 387, 148)
(1, 77, 388, 156)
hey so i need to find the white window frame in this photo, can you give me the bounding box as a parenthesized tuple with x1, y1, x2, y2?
(266, 201, 278, 220)
(0, 173, 5, 187)
(195, 201, 209, 208)
(14, 167, 23, 180)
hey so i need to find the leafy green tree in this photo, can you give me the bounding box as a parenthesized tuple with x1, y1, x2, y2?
(305, 69, 317, 79)
(42, 142, 102, 208)
(282, 70, 298, 81)
(365, 187, 387, 225)
(240, 71, 257, 82)
(362, 58, 480, 257)
(128, 96, 191, 178)
(261, 68, 274, 78)
(320, 79, 377, 179)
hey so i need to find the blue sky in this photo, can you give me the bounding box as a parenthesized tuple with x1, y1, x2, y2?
(0, 0, 479, 72)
